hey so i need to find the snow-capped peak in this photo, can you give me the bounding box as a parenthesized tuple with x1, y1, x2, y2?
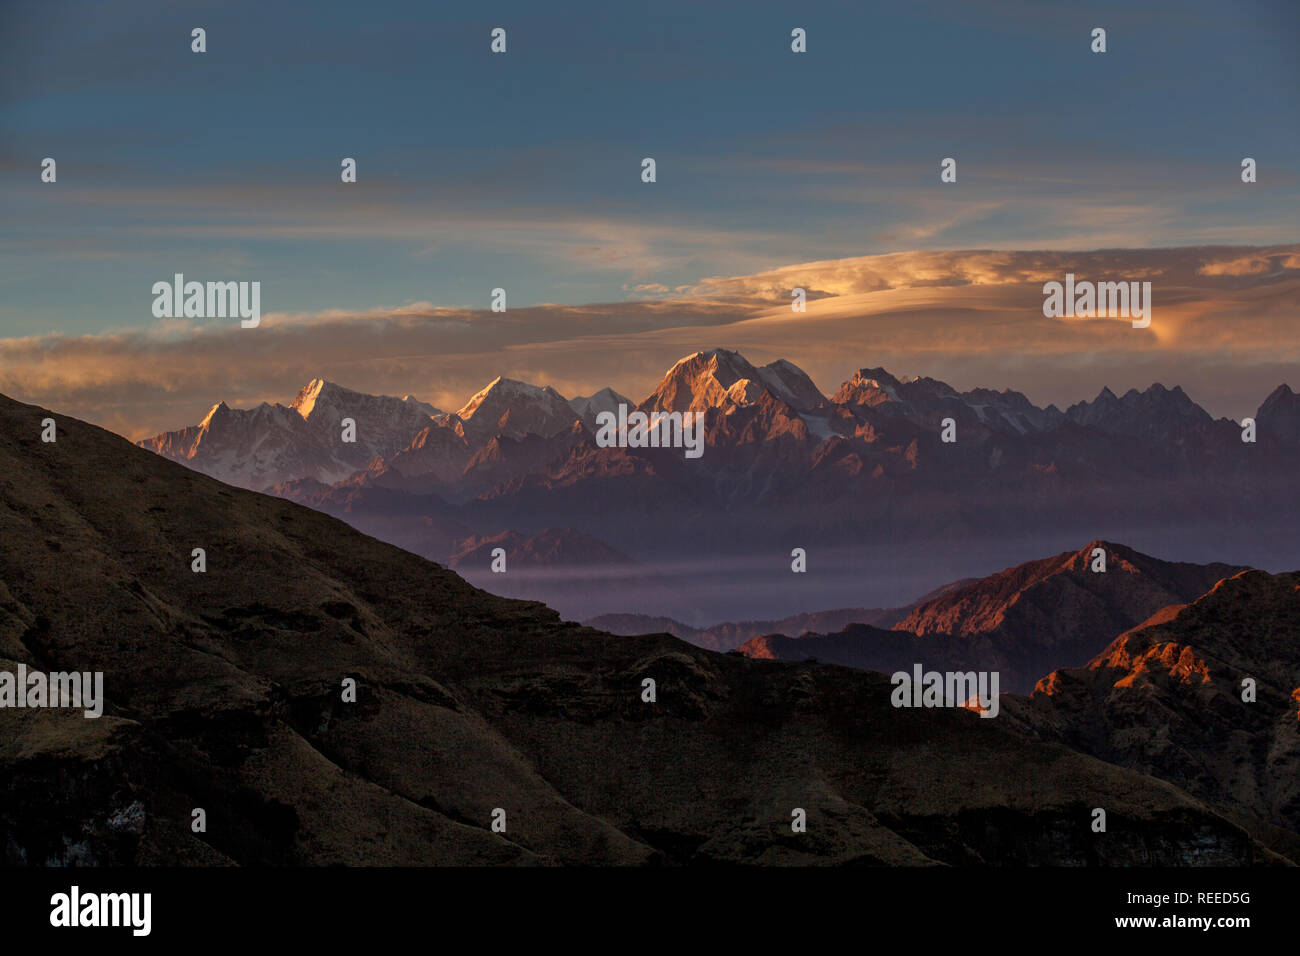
(569, 387, 633, 430)
(453, 376, 578, 440)
(198, 400, 231, 429)
(665, 348, 751, 377)
(456, 377, 568, 421)
(291, 378, 441, 423)
(570, 387, 630, 414)
(647, 348, 821, 413)
(291, 378, 348, 420)
(756, 359, 825, 412)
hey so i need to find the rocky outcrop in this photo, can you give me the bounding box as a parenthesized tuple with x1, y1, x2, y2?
(1002, 569, 1300, 839)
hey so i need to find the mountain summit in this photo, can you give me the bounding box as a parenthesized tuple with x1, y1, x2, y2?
(452, 376, 579, 443)
(641, 348, 825, 414)
(292, 378, 439, 422)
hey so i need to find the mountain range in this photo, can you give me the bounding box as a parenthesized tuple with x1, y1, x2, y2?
(141, 378, 442, 490)
(8, 390, 1300, 865)
(136, 348, 1300, 622)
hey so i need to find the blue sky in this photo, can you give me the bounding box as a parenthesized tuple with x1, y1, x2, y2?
(2, 0, 1297, 340)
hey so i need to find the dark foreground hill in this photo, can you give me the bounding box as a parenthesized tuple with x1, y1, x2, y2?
(0, 394, 1292, 865)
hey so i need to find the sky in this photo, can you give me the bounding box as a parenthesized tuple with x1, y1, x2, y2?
(1, 0, 1297, 437)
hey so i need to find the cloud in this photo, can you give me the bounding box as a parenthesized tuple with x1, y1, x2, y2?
(683, 245, 1299, 301)
(1197, 252, 1300, 277)
(2, 245, 1297, 440)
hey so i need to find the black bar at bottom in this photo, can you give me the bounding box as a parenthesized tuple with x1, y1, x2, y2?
(0, 866, 1290, 942)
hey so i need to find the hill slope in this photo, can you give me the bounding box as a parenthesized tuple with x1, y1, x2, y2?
(0, 394, 1289, 866)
